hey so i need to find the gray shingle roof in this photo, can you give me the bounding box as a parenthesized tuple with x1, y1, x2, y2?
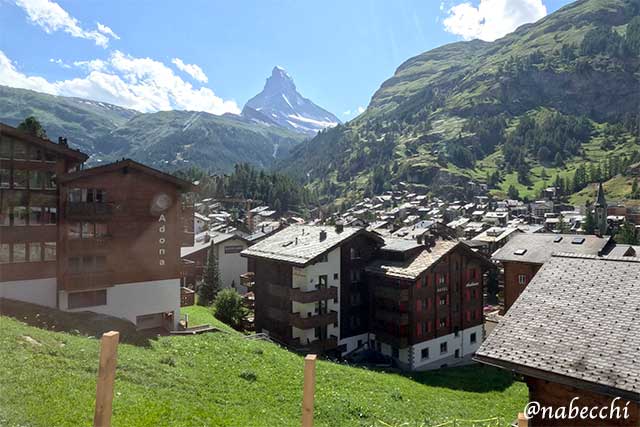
(476, 254, 640, 401)
(241, 225, 379, 266)
(366, 241, 459, 280)
(491, 233, 611, 264)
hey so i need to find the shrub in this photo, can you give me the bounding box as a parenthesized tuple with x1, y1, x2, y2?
(213, 288, 247, 329)
(239, 370, 257, 382)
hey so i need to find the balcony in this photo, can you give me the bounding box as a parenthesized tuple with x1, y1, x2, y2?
(290, 310, 338, 330)
(292, 336, 338, 353)
(374, 331, 409, 348)
(375, 309, 409, 325)
(180, 287, 195, 307)
(66, 202, 114, 219)
(240, 272, 255, 291)
(61, 270, 114, 291)
(373, 286, 409, 301)
(290, 286, 337, 303)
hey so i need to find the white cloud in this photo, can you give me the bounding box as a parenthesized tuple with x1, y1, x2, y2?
(443, 0, 547, 42)
(96, 22, 120, 40)
(342, 110, 352, 116)
(171, 58, 208, 83)
(0, 50, 239, 115)
(357, 106, 365, 114)
(49, 58, 71, 68)
(13, 0, 118, 47)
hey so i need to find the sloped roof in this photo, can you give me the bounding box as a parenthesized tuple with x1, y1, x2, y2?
(58, 158, 195, 191)
(1, 123, 88, 161)
(241, 225, 382, 266)
(366, 241, 493, 280)
(476, 254, 640, 402)
(492, 233, 611, 264)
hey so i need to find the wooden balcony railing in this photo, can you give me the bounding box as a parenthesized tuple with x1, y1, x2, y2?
(290, 310, 338, 330)
(373, 286, 409, 301)
(290, 286, 337, 303)
(374, 309, 409, 325)
(292, 336, 338, 353)
(66, 202, 114, 219)
(374, 331, 409, 348)
(61, 270, 114, 291)
(180, 287, 195, 307)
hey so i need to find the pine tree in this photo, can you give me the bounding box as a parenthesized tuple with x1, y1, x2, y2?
(18, 116, 47, 138)
(584, 202, 596, 235)
(617, 221, 639, 245)
(198, 243, 221, 306)
(632, 177, 640, 199)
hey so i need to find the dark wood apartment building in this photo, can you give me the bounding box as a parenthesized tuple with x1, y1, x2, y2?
(242, 225, 495, 370)
(241, 225, 384, 354)
(491, 233, 611, 312)
(0, 124, 194, 330)
(366, 237, 494, 370)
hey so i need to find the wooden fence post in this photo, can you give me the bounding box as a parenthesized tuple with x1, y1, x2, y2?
(94, 331, 120, 427)
(301, 354, 317, 427)
(517, 413, 528, 427)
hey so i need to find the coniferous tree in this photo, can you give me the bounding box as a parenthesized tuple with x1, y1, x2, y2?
(18, 116, 47, 138)
(584, 201, 596, 235)
(617, 221, 639, 245)
(198, 243, 221, 306)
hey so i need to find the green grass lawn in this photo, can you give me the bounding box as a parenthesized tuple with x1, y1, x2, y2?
(181, 305, 239, 334)
(0, 303, 527, 427)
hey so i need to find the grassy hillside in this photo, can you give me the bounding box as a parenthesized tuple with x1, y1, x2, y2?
(282, 0, 640, 204)
(0, 303, 527, 427)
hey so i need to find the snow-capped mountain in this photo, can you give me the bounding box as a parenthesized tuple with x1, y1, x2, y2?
(242, 66, 340, 135)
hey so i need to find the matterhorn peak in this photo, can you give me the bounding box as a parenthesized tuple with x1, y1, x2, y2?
(242, 66, 340, 136)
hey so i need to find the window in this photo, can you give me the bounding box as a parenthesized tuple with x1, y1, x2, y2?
(318, 253, 328, 262)
(68, 222, 81, 239)
(224, 245, 244, 254)
(68, 188, 83, 202)
(0, 140, 10, 159)
(318, 275, 328, 289)
(95, 223, 108, 238)
(29, 147, 43, 161)
(0, 244, 9, 263)
(13, 206, 27, 226)
(29, 170, 44, 189)
(13, 170, 28, 188)
(437, 273, 446, 285)
(392, 347, 399, 358)
(351, 269, 361, 282)
(470, 332, 477, 344)
(82, 222, 95, 239)
(421, 348, 429, 360)
(68, 290, 107, 309)
(350, 293, 361, 306)
(440, 342, 448, 354)
(439, 295, 447, 305)
(44, 171, 56, 189)
(13, 141, 26, 159)
(455, 349, 460, 359)
(0, 206, 9, 226)
(333, 273, 338, 280)
(12, 243, 26, 263)
(95, 189, 106, 203)
(350, 248, 359, 260)
(518, 274, 527, 285)
(43, 242, 56, 261)
(439, 318, 447, 328)
(43, 207, 57, 225)
(0, 168, 9, 188)
(28, 243, 42, 262)
(29, 206, 42, 225)
(454, 326, 460, 337)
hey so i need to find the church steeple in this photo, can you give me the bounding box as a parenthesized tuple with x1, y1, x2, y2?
(594, 182, 608, 235)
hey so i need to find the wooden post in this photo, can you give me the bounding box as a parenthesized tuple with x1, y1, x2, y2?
(93, 331, 120, 427)
(517, 413, 528, 427)
(301, 354, 317, 427)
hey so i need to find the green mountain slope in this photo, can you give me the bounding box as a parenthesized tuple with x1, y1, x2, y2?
(94, 111, 305, 172)
(283, 0, 640, 203)
(0, 85, 137, 153)
(0, 86, 306, 173)
(0, 303, 527, 426)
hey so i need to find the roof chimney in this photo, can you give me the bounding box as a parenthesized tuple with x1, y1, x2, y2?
(335, 223, 344, 233)
(416, 234, 423, 245)
(319, 230, 327, 242)
(58, 137, 68, 146)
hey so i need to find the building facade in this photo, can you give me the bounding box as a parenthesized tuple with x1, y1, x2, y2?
(0, 124, 194, 330)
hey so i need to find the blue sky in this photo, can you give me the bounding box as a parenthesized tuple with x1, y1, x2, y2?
(0, 0, 574, 119)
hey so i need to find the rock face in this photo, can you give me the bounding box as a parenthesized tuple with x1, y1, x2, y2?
(243, 66, 340, 135)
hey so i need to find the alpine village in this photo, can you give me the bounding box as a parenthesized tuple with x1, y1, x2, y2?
(1, 0, 639, 426)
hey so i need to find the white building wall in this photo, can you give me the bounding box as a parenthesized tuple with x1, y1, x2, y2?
(215, 239, 248, 292)
(59, 278, 181, 329)
(409, 324, 484, 370)
(291, 247, 341, 344)
(339, 332, 370, 355)
(0, 278, 57, 308)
